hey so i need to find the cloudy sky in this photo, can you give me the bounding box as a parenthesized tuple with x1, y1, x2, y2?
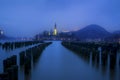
(0, 0, 120, 37)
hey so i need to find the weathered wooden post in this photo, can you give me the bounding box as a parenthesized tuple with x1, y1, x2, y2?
(19, 51, 25, 66)
(6, 65, 18, 80)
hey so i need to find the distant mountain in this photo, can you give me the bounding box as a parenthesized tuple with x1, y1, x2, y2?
(112, 31, 120, 34)
(107, 31, 120, 39)
(74, 24, 111, 39)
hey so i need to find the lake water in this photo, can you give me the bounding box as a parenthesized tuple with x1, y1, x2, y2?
(0, 41, 120, 80)
(31, 41, 120, 80)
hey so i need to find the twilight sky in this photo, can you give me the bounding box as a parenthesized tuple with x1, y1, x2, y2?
(0, 0, 120, 37)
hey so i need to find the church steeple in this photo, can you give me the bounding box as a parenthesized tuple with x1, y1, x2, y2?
(53, 23, 58, 36)
(55, 23, 56, 28)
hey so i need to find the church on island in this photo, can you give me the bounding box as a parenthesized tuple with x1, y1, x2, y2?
(47, 23, 58, 36)
(34, 23, 76, 41)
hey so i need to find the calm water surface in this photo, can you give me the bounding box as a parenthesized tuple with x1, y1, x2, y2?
(0, 41, 120, 80)
(31, 41, 112, 80)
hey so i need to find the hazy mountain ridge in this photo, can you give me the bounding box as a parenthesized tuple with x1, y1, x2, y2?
(112, 31, 120, 34)
(73, 24, 111, 39)
(106, 30, 120, 40)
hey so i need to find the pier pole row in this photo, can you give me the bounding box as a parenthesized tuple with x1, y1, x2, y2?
(2, 41, 43, 51)
(19, 42, 52, 75)
(0, 42, 52, 80)
(62, 41, 119, 70)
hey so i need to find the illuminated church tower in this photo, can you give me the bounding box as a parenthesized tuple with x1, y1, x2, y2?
(53, 23, 58, 36)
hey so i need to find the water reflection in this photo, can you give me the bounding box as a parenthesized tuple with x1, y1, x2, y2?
(31, 41, 106, 80)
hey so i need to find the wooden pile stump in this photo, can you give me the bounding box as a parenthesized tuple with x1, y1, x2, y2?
(0, 55, 18, 80)
(19, 51, 25, 66)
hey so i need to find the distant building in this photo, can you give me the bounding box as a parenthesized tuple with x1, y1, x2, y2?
(48, 29, 53, 36)
(53, 23, 58, 36)
(43, 30, 49, 36)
